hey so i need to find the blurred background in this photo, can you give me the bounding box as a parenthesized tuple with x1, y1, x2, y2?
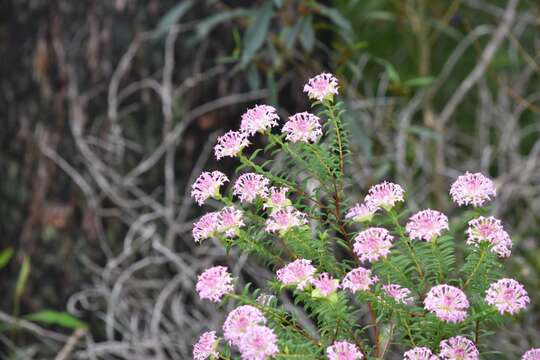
(1, 0, 539, 358)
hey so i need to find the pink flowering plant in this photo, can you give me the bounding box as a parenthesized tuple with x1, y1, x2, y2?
(191, 73, 535, 359)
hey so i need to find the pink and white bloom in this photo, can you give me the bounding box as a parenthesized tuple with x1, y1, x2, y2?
(382, 284, 414, 305)
(223, 305, 267, 346)
(485, 278, 529, 315)
(466, 216, 512, 258)
(276, 259, 316, 290)
(191, 171, 229, 206)
(312, 272, 339, 297)
(240, 105, 280, 136)
(237, 325, 279, 360)
(303, 73, 339, 102)
(353, 227, 394, 263)
(406, 209, 449, 241)
(439, 336, 479, 360)
(265, 206, 307, 234)
(345, 203, 378, 223)
(450, 172, 496, 207)
(196, 266, 234, 303)
(263, 187, 291, 212)
(193, 331, 219, 360)
(193, 212, 220, 242)
(342, 267, 377, 293)
(424, 285, 469, 323)
(404, 347, 439, 360)
(522, 349, 540, 360)
(282, 112, 323, 143)
(218, 207, 245, 238)
(365, 181, 405, 210)
(214, 130, 250, 159)
(233, 173, 270, 203)
(326, 340, 363, 360)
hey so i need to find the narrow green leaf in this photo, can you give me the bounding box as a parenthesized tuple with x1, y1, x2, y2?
(196, 9, 252, 40)
(241, 2, 273, 67)
(155, 1, 194, 37)
(0, 247, 14, 270)
(24, 310, 88, 329)
(404, 76, 435, 87)
(299, 15, 315, 52)
(15, 256, 30, 303)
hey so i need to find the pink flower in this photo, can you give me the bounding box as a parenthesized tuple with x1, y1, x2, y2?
(282, 112, 323, 143)
(223, 305, 267, 346)
(218, 206, 245, 238)
(341, 267, 377, 293)
(276, 259, 316, 290)
(466, 216, 512, 258)
(404, 347, 439, 360)
(193, 212, 220, 242)
(303, 73, 339, 102)
(240, 105, 280, 136)
(263, 187, 290, 212)
(406, 209, 449, 242)
(382, 284, 414, 305)
(215, 131, 250, 159)
(353, 227, 394, 263)
(196, 266, 234, 303)
(345, 203, 378, 223)
(233, 173, 270, 203)
(522, 348, 540, 360)
(191, 171, 229, 206)
(193, 331, 219, 360)
(326, 340, 364, 360)
(424, 285, 469, 323)
(312, 272, 339, 297)
(450, 172, 496, 207)
(265, 206, 307, 234)
(237, 325, 279, 360)
(439, 336, 479, 360)
(365, 181, 405, 210)
(485, 278, 529, 315)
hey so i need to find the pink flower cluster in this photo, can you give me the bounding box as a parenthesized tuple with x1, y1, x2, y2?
(214, 130, 250, 160)
(439, 336, 479, 360)
(192, 207, 245, 242)
(466, 216, 512, 258)
(326, 340, 363, 360)
(193, 212, 220, 243)
(263, 186, 290, 211)
(276, 259, 316, 290)
(406, 209, 449, 242)
(382, 284, 414, 305)
(341, 267, 377, 293)
(522, 349, 540, 360)
(303, 73, 339, 102)
(191, 171, 229, 206)
(234, 173, 270, 203)
(345, 203, 378, 223)
(265, 206, 307, 233)
(196, 266, 234, 303)
(449, 172, 496, 207)
(424, 285, 469, 323)
(365, 181, 405, 210)
(353, 227, 394, 263)
(193, 331, 219, 360)
(282, 112, 323, 143)
(403, 347, 439, 360)
(240, 104, 279, 136)
(485, 278, 529, 315)
(312, 272, 339, 297)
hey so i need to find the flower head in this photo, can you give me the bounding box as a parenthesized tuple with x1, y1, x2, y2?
(382, 284, 414, 305)
(196, 266, 234, 303)
(326, 340, 364, 360)
(237, 325, 279, 360)
(303, 73, 339, 102)
(233, 173, 270, 203)
(193, 212, 220, 242)
(223, 305, 267, 346)
(406, 209, 449, 241)
(365, 181, 405, 211)
(282, 112, 322, 143)
(345, 203, 378, 223)
(193, 331, 219, 360)
(439, 336, 479, 360)
(240, 105, 280, 136)
(485, 278, 529, 315)
(276, 259, 316, 290)
(265, 206, 307, 234)
(449, 172, 496, 207)
(191, 171, 229, 206)
(522, 349, 540, 360)
(342, 267, 377, 293)
(353, 227, 394, 263)
(424, 285, 469, 323)
(215, 131, 250, 159)
(404, 347, 439, 360)
(466, 216, 512, 258)
(312, 272, 339, 297)
(263, 187, 291, 212)
(218, 206, 245, 238)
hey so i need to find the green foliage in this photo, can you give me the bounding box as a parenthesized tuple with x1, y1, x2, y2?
(24, 311, 87, 330)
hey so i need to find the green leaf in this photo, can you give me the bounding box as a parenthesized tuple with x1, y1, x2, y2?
(404, 76, 435, 87)
(0, 247, 14, 270)
(155, 1, 194, 37)
(24, 310, 88, 329)
(15, 256, 30, 304)
(196, 9, 252, 40)
(311, 3, 352, 34)
(241, 2, 273, 67)
(299, 15, 315, 52)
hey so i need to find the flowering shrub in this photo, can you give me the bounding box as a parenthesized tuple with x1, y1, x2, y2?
(191, 73, 535, 359)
